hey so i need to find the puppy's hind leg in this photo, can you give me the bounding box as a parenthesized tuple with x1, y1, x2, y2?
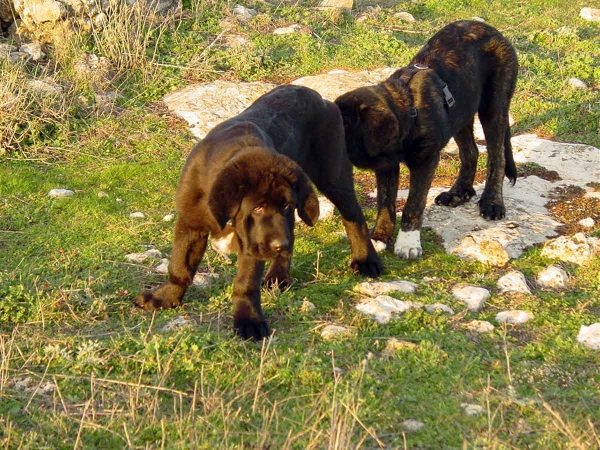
(135, 218, 208, 310)
(435, 122, 478, 207)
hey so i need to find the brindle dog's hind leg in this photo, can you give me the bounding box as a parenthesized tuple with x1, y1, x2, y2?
(435, 120, 478, 207)
(263, 213, 294, 289)
(135, 218, 208, 310)
(372, 165, 400, 244)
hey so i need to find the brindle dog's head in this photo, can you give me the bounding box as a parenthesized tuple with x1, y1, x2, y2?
(335, 80, 413, 170)
(208, 148, 319, 260)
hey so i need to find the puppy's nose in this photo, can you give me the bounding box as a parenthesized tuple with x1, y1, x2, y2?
(270, 238, 289, 254)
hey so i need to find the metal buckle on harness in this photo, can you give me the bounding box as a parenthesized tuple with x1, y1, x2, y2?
(409, 107, 418, 118)
(442, 84, 455, 108)
(413, 63, 429, 70)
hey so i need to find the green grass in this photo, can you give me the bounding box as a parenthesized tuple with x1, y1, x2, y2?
(1, 0, 599, 448)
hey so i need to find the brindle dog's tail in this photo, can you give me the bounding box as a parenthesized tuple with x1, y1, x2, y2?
(504, 127, 517, 185)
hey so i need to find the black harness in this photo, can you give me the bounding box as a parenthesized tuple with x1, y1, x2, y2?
(392, 64, 456, 118)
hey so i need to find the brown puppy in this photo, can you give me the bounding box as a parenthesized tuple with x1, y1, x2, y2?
(335, 20, 518, 258)
(135, 85, 382, 340)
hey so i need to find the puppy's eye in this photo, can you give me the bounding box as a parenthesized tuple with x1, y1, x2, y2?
(253, 205, 264, 213)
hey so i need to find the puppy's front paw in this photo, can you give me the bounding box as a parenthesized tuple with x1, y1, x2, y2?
(234, 317, 270, 341)
(393, 230, 422, 259)
(351, 251, 383, 278)
(134, 288, 181, 311)
(478, 197, 506, 220)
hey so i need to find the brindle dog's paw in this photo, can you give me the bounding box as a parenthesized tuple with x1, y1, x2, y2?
(435, 186, 476, 207)
(134, 289, 181, 310)
(234, 317, 270, 341)
(351, 252, 383, 278)
(478, 196, 506, 220)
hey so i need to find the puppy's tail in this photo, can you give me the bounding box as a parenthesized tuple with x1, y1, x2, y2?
(504, 127, 517, 186)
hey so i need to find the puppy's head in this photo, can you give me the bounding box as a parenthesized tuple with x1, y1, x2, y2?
(208, 148, 319, 260)
(335, 81, 412, 169)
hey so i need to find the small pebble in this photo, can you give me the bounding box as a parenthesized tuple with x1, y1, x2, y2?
(425, 303, 455, 314)
(130, 212, 145, 219)
(163, 213, 175, 222)
(321, 325, 350, 340)
(497, 271, 531, 294)
(464, 320, 495, 333)
(394, 11, 415, 22)
(155, 258, 170, 274)
(371, 240, 388, 252)
(300, 297, 316, 312)
(97, 191, 109, 198)
(536, 265, 568, 289)
(451, 285, 490, 312)
(354, 280, 417, 296)
(568, 78, 588, 90)
(382, 338, 419, 356)
(579, 217, 595, 228)
(400, 419, 424, 433)
(461, 403, 485, 416)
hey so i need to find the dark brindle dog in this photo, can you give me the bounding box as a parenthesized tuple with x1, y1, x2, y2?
(135, 85, 382, 340)
(335, 20, 518, 258)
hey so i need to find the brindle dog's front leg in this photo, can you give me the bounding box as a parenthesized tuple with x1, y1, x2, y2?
(394, 157, 439, 259)
(233, 256, 269, 341)
(135, 218, 208, 310)
(372, 165, 400, 244)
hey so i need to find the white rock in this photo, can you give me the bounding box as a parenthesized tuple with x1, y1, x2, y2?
(300, 297, 316, 312)
(579, 217, 595, 228)
(541, 233, 600, 265)
(318, 0, 353, 10)
(129, 212, 145, 219)
(19, 42, 45, 61)
(568, 78, 588, 90)
(464, 320, 495, 333)
(273, 24, 302, 35)
(497, 271, 531, 294)
(163, 213, 175, 222)
(382, 338, 419, 356)
(371, 239, 388, 252)
(394, 11, 415, 22)
(425, 303, 455, 314)
(27, 79, 63, 96)
(496, 310, 534, 324)
(580, 7, 600, 21)
(471, 16, 485, 22)
(451, 285, 490, 312)
(161, 315, 194, 332)
(232, 4, 256, 21)
(333, 366, 344, 376)
(354, 280, 417, 296)
(577, 323, 600, 350)
(461, 403, 485, 416)
(97, 191, 108, 198)
(321, 325, 350, 340)
(536, 265, 568, 289)
(125, 248, 163, 263)
(48, 188, 75, 198)
(296, 196, 335, 222)
(192, 272, 219, 287)
(400, 419, 424, 432)
(155, 258, 170, 274)
(355, 295, 422, 324)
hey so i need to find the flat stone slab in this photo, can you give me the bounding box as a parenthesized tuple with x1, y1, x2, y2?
(355, 295, 422, 324)
(354, 280, 418, 296)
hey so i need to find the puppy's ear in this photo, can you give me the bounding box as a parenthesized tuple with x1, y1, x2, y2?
(295, 168, 319, 227)
(208, 164, 247, 229)
(359, 104, 400, 157)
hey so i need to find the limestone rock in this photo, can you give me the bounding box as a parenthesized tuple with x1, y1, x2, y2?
(27, 78, 62, 96)
(318, 0, 353, 11)
(577, 323, 600, 350)
(497, 271, 531, 294)
(425, 303, 455, 314)
(451, 285, 489, 312)
(394, 11, 415, 22)
(461, 403, 485, 416)
(155, 258, 169, 274)
(17, 0, 67, 25)
(536, 265, 568, 289)
(125, 248, 162, 263)
(48, 188, 74, 197)
(580, 7, 600, 21)
(568, 77, 588, 90)
(19, 41, 45, 60)
(192, 272, 219, 287)
(579, 217, 595, 228)
(232, 4, 256, 21)
(400, 419, 424, 433)
(273, 24, 303, 35)
(321, 324, 349, 340)
(129, 211, 145, 219)
(161, 315, 194, 332)
(464, 320, 495, 333)
(541, 233, 600, 265)
(355, 295, 422, 323)
(163, 213, 174, 222)
(452, 234, 509, 266)
(354, 280, 417, 296)
(496, 310, 534, 324)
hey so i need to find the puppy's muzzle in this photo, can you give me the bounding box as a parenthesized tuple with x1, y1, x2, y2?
(269, 237, 290, 255)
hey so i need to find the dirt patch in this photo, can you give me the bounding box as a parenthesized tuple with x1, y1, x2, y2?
(518, 162, 562, 182)
(546, 185, 600, 235)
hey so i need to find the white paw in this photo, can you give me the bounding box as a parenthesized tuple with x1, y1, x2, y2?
(371, 239, 388, 253)
(393, 230, 422, 259)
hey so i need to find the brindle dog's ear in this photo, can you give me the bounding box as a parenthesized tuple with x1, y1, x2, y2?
(208, 164, 247, 230)
(295, 168, 319, 227)
(359, 103, 400, 157)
